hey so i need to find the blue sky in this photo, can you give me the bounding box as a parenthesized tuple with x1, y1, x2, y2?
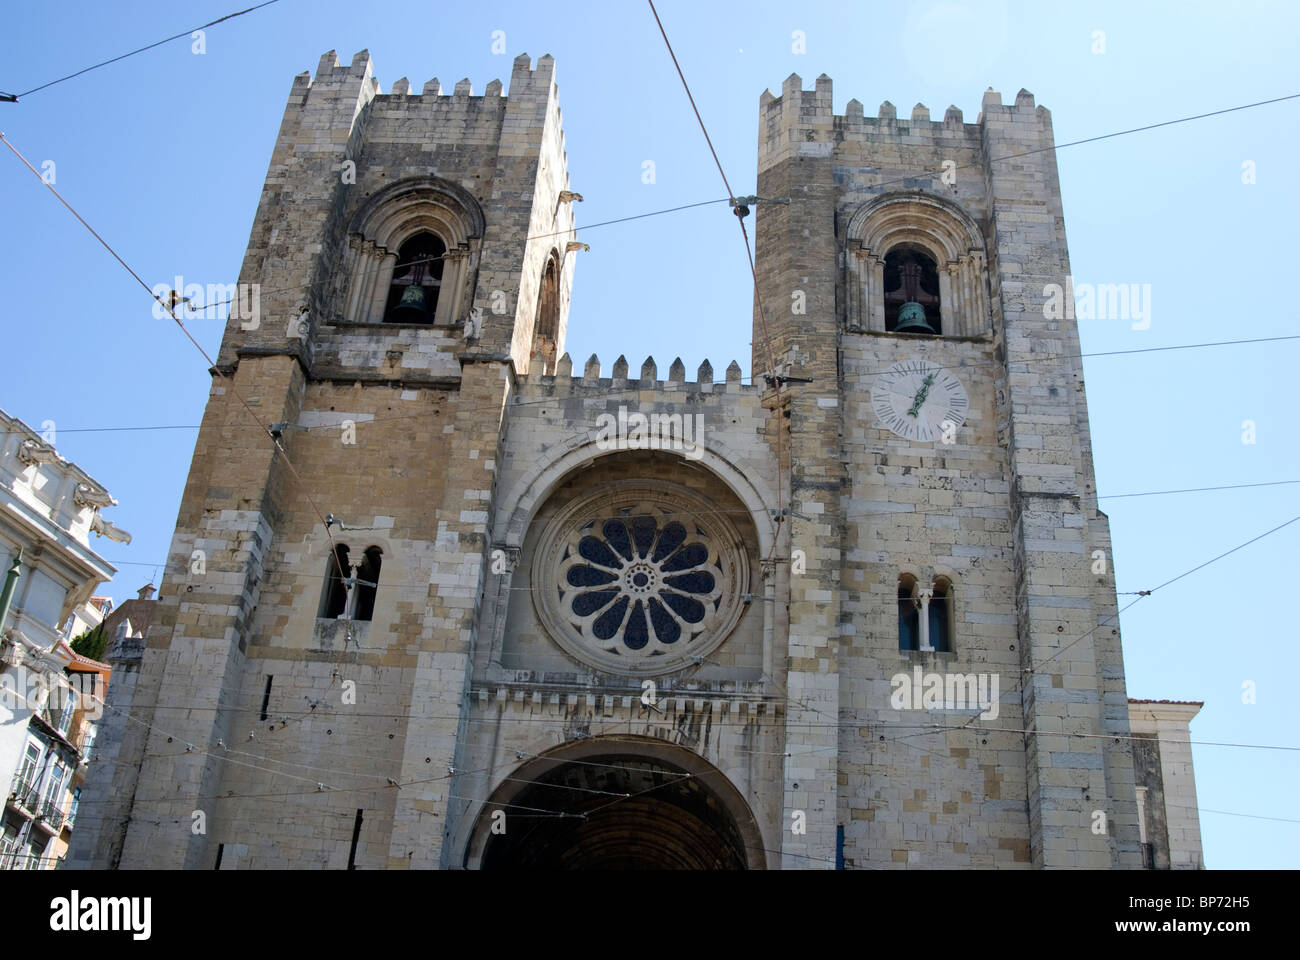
(1, 0, 1296, 868)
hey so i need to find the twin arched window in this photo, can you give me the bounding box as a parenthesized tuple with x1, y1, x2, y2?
(898, 574, 953, 652)
(320, 545, 382, 621)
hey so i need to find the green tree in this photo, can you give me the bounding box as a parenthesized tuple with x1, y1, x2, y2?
(70, 623, 108, 662)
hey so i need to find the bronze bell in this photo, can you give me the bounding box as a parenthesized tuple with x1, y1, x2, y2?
(388, 283, 429, 323)
(894, 300, 936, 335)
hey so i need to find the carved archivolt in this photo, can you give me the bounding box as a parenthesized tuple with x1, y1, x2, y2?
(531, 482, 749, 676)
(845, 193, 990, 337)
(341, 177, 484, 326)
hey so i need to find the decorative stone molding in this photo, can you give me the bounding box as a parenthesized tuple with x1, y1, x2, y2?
(531, 482, 750, 676)
(341, 177, 485, 326)
(16, 439, 55, 467)
(90, 513, 132, 545)
(844, 192, 990, 336)
(73, 483, 116, 509)
(491, 543, 520, 573)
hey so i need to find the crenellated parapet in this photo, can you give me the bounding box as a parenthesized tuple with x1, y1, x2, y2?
(759, 74, 1051, 172)
(521, 352, 754, 393)
(219, 49, 575, 385)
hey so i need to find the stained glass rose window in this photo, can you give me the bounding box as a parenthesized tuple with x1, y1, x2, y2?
(532, 488, 749, 675)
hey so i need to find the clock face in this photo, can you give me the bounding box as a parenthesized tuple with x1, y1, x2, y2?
(871, 360, 968, 442)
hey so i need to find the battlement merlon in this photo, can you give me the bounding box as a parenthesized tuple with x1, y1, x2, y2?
(758, 77, 1054, 173)
(223, 51, 573, 372)
(373, 52, 556, 106)
(520, 354, 754, 394)
(285, 49, 559, 112)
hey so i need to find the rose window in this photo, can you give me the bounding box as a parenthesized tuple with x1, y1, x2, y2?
(532, 487, 749, 675)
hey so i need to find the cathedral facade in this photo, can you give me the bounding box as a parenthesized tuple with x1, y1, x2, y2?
(71, 51, 1170, 869)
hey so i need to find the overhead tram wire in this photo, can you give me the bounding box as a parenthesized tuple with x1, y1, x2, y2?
(0, 131, 345, 598)
(646, 0, 790, 573)
(38, 330, 1300, 458)
(848, 92, 1300, 199)
(70, 707, 1300, 847)
(1100, 479, 1300, 500)
(42, 331, 1300, 434)
(878, 722, 1300, 754)
(17, 52, 1296, 787)
(15, 39, 1293, 852)
(3, 0, 286, 102)
(136, 86, 1300, 317)
(53, 658, 1296, 831)
(25, 476, 1300, 801)
(1199, 809, 1300, 825)
(893, 512, 1300, 728)
(187, 196, 733, 315)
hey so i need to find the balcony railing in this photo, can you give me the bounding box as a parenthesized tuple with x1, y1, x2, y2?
(7, 774, 39, 813)
(0, 851, 61, 870)
(38, 798, 66, 831)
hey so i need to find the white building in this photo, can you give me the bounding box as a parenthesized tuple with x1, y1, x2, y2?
(0, 409, 126, 869)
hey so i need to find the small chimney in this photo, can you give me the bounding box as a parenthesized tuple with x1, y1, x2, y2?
(137, 583, 156, 601)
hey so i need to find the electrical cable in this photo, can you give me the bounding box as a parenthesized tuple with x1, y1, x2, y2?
(4, 0, 286, 101)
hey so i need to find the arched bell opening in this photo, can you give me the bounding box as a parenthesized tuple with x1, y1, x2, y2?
(883, 244, 941, 334)
(385, 233, 445, 324)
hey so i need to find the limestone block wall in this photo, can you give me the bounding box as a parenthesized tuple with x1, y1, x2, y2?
(755, 75, 1142, 868)
(839, 331, 1028, 867)
(94, 49, 582, 869)
(108, 360, 480, 868)
(65, 639, 141, 869)
(1129, 700, 1204, 869)
(438, 354, 788, 865)
(215, 50, 575, 385)
(450, 692, 787, 868)
(82, 52, 1171, 869)
(482, 354, 777, 681)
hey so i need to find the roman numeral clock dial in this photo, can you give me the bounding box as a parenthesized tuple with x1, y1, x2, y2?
(871, 359, 969, 442)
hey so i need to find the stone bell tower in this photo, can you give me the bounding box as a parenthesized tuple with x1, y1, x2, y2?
(753, 75, 1142, 868)
(72, 49, 581, 870)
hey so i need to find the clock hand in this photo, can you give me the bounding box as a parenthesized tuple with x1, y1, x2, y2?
(907, 373, 936, 417)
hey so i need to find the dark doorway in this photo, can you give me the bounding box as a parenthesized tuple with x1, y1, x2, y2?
(476, 753, 753, 870)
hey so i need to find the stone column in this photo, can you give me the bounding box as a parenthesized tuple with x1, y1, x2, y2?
(367, 252, 397, 323)
(441, 248, 471, 326)
(916, 587, 934, 652)
(869, 256, 886, 332)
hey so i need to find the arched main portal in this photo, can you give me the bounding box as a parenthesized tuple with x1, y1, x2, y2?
(464, 738, 766, 870)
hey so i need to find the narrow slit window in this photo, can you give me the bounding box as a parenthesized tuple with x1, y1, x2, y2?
(354, 547, 382, 622)
(321, 545, 351, 619)
(898, 576, 919, 651)
(348, 809, 364, 870)
(929, 578, 953, 653)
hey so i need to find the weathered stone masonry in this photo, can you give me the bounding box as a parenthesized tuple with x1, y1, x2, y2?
(70, 52, 1164, 869)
